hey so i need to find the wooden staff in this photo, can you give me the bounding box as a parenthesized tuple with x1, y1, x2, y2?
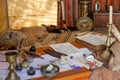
(60, 0, 68, 30)
(57, 0, 61, 28)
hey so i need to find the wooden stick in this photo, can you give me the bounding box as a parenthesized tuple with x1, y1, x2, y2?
(44, 49, 67, 58)
(24, 50, 44, 59)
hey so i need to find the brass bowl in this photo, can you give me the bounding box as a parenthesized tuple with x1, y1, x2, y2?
(76, 16, 94, 32)
(40, 64, 59, 78)
(5, 52, 17, 64)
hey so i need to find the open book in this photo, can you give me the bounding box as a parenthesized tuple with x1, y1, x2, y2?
(75, 32, 116, 51)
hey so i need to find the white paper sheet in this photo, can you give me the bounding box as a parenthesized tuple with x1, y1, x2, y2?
(0, 54, 56, 80)
(0, 54, 6, 62)
(68, 48, 92, 58)
(0, 70, 9, 80)
(0, 54, 82, 80)
(0, 47, 92, 80)
(50, 42, 80, 54)
(76, 33, 116, 45)
(0, 62, 9, 70)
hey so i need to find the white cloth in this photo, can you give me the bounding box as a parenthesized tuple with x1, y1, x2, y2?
(0, 43, 92, 80)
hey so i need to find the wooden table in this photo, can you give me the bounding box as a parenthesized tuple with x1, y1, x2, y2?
(28, 42, 91, 80)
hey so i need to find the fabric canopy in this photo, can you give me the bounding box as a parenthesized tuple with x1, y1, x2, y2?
(7, 0, 58, 29)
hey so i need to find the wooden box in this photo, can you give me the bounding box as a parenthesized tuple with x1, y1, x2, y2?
(93, 13, 120, 31)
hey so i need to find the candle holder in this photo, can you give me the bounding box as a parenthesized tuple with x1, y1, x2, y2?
(76, 0, 93, 32)
(79, 0, 91, 17)
(100, 24, 112, 61)
(5, 52, 20, 80)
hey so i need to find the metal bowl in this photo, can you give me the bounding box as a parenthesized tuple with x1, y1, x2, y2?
(76, 16, 94, 32)
(40, 64, 59, 78)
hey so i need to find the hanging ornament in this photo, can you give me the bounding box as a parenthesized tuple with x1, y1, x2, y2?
(95, 0, 100, 13)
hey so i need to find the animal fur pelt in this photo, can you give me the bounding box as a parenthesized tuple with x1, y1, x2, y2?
(0, 29, 27, 46)
(89, 67, 120, 80)
(42, 24, 78, 33)
(108, 41, 120, 71)
(42, 24, 62, 33)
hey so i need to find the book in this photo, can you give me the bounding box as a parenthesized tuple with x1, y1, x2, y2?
(75, 32, 116, 51)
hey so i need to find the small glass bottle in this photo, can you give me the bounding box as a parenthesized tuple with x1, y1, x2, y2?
(29, 45, 36, 53)
(15, 63, 22, 71)
(95, 0, 100, 13)
(27, 66, 36, 75)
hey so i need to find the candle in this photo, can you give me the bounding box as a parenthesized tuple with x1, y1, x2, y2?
(61, 1, 65, 20)
(109, 6, 113, 24)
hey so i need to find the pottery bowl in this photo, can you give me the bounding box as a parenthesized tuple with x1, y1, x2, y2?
(40, 64, 60, 78)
